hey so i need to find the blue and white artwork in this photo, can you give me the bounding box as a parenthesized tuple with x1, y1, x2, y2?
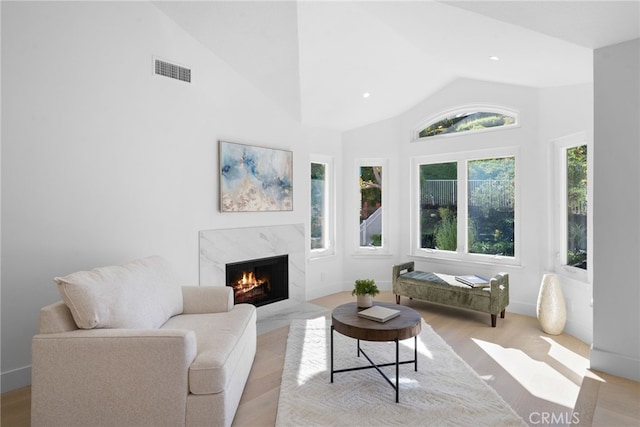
(220, 141, 293, 212)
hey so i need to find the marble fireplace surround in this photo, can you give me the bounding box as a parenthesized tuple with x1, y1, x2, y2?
(199, 224, 305, 313)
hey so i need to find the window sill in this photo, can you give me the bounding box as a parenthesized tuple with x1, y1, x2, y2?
(409, 251, 522, 269)
(351, 250, 393, 259)
(553, 265, 590, 284)
(308, 251, 336, 262)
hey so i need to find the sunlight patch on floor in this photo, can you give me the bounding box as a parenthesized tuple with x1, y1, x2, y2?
(584, 369, 606, 381)
(297, 317, 328, 386)
(540, 336, 603, 382)
(407, 333, 434, 360)
(472, 338, 580, 408)
(480, 374, 496, 382)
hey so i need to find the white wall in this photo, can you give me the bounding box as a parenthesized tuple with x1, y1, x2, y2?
(1, 1, 341, 391)
(592, 39, 640, 381)
(341, 78, 594, 342)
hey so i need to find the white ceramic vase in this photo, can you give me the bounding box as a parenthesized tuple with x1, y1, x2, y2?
(357, 294, 373, 308)
(536, 274, 567, 335)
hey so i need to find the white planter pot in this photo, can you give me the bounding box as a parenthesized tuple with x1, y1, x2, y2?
(357, 294, 373, 308)
(536, 274, 567, 335)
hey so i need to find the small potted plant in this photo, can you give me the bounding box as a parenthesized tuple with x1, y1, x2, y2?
(352, 279, 379, 308)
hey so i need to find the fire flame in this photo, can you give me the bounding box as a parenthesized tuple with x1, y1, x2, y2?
(234, 271, 266, 294)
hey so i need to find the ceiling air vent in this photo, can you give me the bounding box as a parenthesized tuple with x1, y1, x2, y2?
(154, 58, 191, 83)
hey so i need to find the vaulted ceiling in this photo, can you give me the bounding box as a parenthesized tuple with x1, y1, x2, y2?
(154, 1, 640, 131)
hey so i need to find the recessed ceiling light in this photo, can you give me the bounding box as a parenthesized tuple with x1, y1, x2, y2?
(489, 56, 500, 61)
(363, 92, 371, 98)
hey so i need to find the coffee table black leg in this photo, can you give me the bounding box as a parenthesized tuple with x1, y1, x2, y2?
(330, 325, 334, 383)
(331, 334, 419, 403)
(395, 339, 399, 403)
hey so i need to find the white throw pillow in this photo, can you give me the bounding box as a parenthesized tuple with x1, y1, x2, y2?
(55, 256, 183, 329)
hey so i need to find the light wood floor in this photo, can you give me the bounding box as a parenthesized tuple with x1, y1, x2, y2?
(3, 291, 639, 426)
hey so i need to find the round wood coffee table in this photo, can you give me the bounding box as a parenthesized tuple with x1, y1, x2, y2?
(330, 302, 422, 403)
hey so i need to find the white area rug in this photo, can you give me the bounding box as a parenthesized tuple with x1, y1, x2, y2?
(276, 317, 526, 427)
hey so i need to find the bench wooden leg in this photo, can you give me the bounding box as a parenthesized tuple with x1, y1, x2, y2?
(491, 314, 497, 327)
(500, 309, 506, 319)
(395, 295, 400, 304)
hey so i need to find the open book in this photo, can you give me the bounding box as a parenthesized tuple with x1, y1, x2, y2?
(455, 275, 490, 288)
(357, 305, 401, 322)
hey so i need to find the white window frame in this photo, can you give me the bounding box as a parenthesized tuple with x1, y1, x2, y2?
(551, 132, 591, 282)
(309, 154, 335, 259)
(410, 147, 521, 266)
(411, 104, 520, 142)
(354, 158, 389, 255)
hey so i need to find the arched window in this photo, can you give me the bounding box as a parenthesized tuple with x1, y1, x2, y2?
(409, 103, 521, 265)
(415, 105, 518, 140)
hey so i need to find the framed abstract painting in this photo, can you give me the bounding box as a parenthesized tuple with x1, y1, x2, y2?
(219, 141, 293, 212)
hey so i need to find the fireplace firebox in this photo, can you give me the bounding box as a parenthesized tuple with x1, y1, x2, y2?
(225, 255, 288, 307)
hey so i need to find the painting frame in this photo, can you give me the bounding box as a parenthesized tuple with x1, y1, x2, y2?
(219, 140, 293, 212)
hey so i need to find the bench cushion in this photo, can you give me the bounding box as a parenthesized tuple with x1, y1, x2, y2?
(400, 271, 491, 292)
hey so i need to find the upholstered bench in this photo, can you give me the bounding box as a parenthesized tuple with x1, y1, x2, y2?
(392, 261, 509, 327)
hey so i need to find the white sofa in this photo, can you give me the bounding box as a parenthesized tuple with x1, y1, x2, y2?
(31, 256, 257, 427)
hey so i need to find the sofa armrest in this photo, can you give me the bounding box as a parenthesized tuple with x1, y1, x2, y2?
(38, 301, 78, 333)
(182, 285, 234, 314)
(31, 328, 197, 427)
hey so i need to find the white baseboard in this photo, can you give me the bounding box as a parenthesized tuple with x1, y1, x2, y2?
(590, 346, 640, 381)
(1, 365, 31, 393)
(564, 319, 593, 345)
(506, 300, 536, 317)
(306, 281, 348, 301)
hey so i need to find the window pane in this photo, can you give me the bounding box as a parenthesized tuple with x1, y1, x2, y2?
(419, 111, 516, 138)
(567, 145, 587, 269)
(310, 162, 326, 250)
(420, 162, 457, 250)
(468, 157, 515, 256)
(360, 166, 382, 247)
